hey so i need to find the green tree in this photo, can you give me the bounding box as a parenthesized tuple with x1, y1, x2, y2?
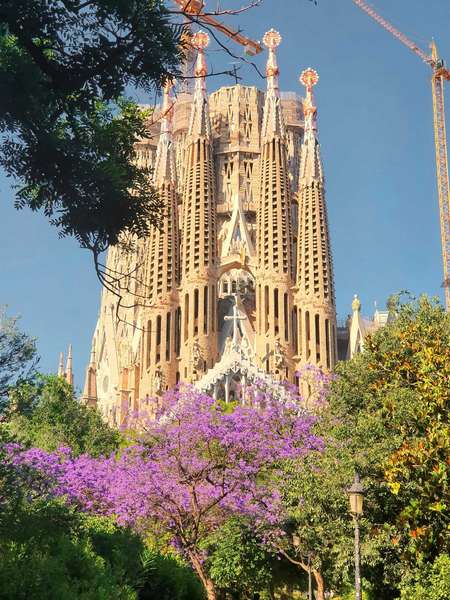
(6, 375, 120, 456)
(329, 295, 449, 566)
(0, 437, 143, 600)
(276, 415, 395, 599)
(0, 498, 144, 600)
(204, 518, 273, 598)
(139, 548, 205, 600)
(276, 295, 449, 598)
(0, 308, 38, 411)
(399, 554, 450, 600)
(0, 1, 183, 254)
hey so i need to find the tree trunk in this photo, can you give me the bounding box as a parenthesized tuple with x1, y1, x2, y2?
(204, 579, 218, 600)
(312, 569, 325, 600)
(188, 550, 218, 600)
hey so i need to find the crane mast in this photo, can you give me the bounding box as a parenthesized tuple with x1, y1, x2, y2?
(431, 42, 450, 310)
(352, 0, 450, 309)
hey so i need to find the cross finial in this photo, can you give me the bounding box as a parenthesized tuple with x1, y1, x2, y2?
(192, 30, 209, 80)
(263, 29, 281, 91)
(300, 68, 319, 131)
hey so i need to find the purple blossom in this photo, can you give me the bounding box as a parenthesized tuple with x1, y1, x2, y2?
(2, 386, 322, 596)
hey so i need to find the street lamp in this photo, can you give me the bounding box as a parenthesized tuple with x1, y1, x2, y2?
(347, 473, 365, 600)
(292, 534, 312, 600)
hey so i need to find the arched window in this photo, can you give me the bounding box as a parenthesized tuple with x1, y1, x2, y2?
(325, 318, 330, 368)
(166, 312, 171, 361)
(292, 307, 298, 355)
(184, 294, 189, 342)
(305, 311, 311, 360)
(146, 320, 152, 369)
(315, 314, 320, 363)
(284, 293, 289, 341)
(156, 315, 162, 364)
(203, 286, 208, 334)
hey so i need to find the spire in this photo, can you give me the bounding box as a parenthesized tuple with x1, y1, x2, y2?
(299, 68, 323, 184)
(261, 29, 284, 140)
(349, 294, 365, 359)
(82, 341, 97, 407)
(352, 294, 362, 313)
(181, 28, 217, 281)
(296, 68, 332, 299)
(145, 78, 180, 303)
(65, 344, 73, 386)
(58, 352, 64, 377)
(179, 29, 218, 381)
(257, 28, 293, 278)
(89, 345, 96, 366)
(154, 79, 176, 187)
(294, 69, 336, 371)
(188, 31, 211, 138)
(255, 28, 294, 376)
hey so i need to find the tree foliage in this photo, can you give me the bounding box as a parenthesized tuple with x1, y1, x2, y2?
(399, 554, 450, 600)
(6, 375, 120, 457)
(0, 435, 144, 600)
(204, 517, 273, 597)
(4, 386, 321, 600)
(0, 308, 38, 410)
(274, 296, 449, 598)
(0, 0, 183, 252)
(332, 295, 449, 564)
(139, 548, 204, 600)
(0, 505, 143, 600)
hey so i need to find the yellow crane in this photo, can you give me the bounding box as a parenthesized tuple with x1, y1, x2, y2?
(173, 0, 263, 55)
(352, 0, 450, 310)
(172, 1, 262, 91)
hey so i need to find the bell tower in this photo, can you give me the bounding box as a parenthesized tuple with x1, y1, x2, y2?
(179, 32, 218, 381)
(293, 69, 337, 372)
(140, 79, 181, 395)
(255, 30, 295, 380)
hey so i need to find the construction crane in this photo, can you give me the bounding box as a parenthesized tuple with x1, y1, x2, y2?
(172, 1, 262, 92)
(352, 0, 450, 310)
(173, 0, 263, 56)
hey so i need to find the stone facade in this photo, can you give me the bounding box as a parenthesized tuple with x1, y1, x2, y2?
(83, 31, 337, 425)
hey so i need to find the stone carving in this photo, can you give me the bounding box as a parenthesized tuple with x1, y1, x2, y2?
(273, 338, 285, 370)
(241, 336, 254, 359)
(191, 340, 203, 371)
(154, 367, 163, 394)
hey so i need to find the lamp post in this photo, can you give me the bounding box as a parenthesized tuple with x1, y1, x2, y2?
(347, 473, 365, 600)
(292, 534, 312, 600)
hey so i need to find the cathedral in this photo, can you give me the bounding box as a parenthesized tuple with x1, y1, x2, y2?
(81, 29, 342, 425)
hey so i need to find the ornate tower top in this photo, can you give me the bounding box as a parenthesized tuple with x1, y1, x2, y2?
(189, 30, 211, 137)
(65, 344, 73, 386)
(352, 294, 362, 312)
(300, 68, 319, 132)
(161, 79, 175, 133)
(299, 67, 323, 184)
(261, 29, 284, 140)
(263, 29, 281, 91)
(58, 351, 64, 377)
(154, 79, 176, 187)
(295, 67, 336, 370)
(192, 31, 209, 86)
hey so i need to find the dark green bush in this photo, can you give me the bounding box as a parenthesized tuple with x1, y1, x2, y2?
(138, 549, 204, 600)
(0, 497, 142, 600)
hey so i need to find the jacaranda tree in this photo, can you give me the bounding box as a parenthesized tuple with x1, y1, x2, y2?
(5, 386, 322, 600)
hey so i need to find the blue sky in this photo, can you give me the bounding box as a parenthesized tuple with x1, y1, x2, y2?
(1, 0, 449, 390)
